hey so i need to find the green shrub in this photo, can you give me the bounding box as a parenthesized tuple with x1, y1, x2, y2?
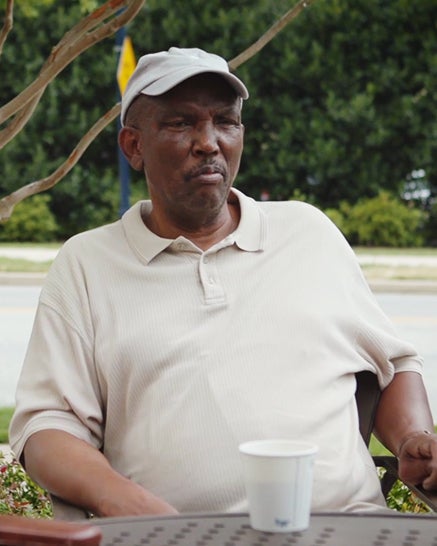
(0, 452, 53, 518)
(383, 475, 430, 513)
(0, 194, 59, 242)
(324, 207, 347, 234)
(326, 192, 426, 247)
(372, 434, 433, 513)
(423, 199, 437, 247)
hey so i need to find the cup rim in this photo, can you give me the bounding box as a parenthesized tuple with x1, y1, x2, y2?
(238, 439, 318, 457)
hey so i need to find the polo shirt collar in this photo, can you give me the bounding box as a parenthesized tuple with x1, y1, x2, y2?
(121, 188, 267, 264)
(122, 201, 172, 265)
(230, 188, 267, 252)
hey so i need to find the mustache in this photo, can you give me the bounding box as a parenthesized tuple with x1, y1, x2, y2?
(185, 162, 226, 180)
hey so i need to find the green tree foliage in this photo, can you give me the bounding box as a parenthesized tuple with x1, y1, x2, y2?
(0, 1, 436, 242)
(0, 0, 96, 17)
(0, 0, 54, 18)
(235, 0, 437, 207)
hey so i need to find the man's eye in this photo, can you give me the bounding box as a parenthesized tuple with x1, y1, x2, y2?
(166, 120, 190, 128)
(216, 117, 239, 127)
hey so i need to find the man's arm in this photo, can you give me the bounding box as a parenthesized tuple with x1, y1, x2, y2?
(373, 371, 437, 490)
(23, 430, 178, 517)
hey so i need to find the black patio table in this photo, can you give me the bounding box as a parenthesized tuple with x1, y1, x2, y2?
(94, 511, 437, 546)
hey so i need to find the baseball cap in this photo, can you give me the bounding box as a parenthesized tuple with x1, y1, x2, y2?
(120, 47, 249, 125)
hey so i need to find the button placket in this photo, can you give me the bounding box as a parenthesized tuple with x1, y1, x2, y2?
(198, 252, 225, 304)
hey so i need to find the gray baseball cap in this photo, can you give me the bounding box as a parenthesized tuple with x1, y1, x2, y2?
(120, 47, 249, 125)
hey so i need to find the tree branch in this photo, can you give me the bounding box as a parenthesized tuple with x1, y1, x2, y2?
(0, 0, 13, 56)
(229, 0, 316, 70)
(0, 0, 144, 143)
(0, 103, 120, 222)
(0, 92, 42, 147)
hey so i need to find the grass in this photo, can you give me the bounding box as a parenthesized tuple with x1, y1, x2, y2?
(0, 257, 53, 273)
(0, 407, 14, 443)
(369, 435, 390, 456)
(0, 242, 60, 273)
(354, 246, 437, 256)
(361, 265, 437, 281)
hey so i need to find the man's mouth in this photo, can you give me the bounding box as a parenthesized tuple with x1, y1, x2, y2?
(188, 164, 226, 184)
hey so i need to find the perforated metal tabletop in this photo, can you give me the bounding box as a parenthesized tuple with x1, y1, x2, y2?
(94, 512, 437, 546)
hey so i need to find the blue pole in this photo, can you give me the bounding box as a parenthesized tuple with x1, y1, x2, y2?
(115, 26, 131, 217)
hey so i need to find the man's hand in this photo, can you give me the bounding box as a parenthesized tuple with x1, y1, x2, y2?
(93, 474, 178, 517)
(374, 371, 437, 490)
(398, 431, 437, 490)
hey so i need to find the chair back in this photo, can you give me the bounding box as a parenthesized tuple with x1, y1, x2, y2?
(355, 371, 381, 446)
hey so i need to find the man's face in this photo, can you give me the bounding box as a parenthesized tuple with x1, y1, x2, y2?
(123, 74, 244, 230)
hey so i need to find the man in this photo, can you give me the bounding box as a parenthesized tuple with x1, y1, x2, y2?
(9, 47, 437, 519)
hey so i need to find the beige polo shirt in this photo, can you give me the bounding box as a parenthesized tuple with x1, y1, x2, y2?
(10, 189, 422, 513)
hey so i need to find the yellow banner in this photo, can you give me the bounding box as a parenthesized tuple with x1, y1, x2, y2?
(117, 36, 136, 96)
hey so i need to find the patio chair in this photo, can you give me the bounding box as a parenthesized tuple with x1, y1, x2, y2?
(355, 370, 437, 511)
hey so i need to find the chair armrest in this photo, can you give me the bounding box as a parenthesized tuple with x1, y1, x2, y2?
(50, 493, 91, 520)
(373, 455, 437, 512)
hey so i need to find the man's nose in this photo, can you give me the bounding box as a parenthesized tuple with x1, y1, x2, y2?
(192, 122, 219, 155)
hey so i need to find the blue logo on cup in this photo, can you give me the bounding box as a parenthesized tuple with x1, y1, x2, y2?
(275, 518, 291, 528)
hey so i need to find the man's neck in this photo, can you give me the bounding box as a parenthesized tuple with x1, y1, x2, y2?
(142, 202, 240, 251)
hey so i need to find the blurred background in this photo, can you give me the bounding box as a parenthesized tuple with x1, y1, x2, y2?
(0, 0, 436, 247)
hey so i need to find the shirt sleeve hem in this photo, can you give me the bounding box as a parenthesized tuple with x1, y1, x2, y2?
(9, 411, 99, 464)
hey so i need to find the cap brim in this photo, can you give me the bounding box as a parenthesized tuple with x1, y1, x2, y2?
(143, 66, 249, 99)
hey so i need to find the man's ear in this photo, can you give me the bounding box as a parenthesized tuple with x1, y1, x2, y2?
(118, 127, 144, 172)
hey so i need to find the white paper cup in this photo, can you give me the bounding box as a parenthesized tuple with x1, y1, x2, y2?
(239, 439, 318, 533)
